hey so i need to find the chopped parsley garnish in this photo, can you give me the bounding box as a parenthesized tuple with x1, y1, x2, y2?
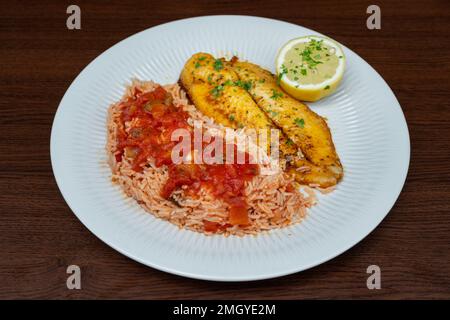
(310, 38, 324, 50)
(194, 62, 201, 69)
(294, 118, 305, 128)
(271, 89, 283, 100)
(295, 39, 324, 71)
(286, 139, 294, 146)
(258, 79, 266, 83)
(234, 80, 252, 91)
(269, 110, 279, 117)
(229, 114, 235, 121)
(283, 38, 338, 82)
(324, 85, 330, 90)
(210, 84, 224, 98)
(277, 64, 288, 85)
(213, 59, 223, 71)
(207, 74, 213, 84)
(198, 56, 206, 61)
(300, 48, 323, 68)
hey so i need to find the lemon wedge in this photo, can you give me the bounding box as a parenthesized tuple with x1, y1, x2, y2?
(276, 35, 345, 102)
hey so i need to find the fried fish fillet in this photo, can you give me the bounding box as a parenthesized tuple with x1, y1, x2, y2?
(180, 53, 299, 159)
(230, 60, 343, 187)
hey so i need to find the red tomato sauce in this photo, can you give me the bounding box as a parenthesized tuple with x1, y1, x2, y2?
(115, 86, 259, 232)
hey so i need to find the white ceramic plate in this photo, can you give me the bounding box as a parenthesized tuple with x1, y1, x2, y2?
(51, 16, 410, 281)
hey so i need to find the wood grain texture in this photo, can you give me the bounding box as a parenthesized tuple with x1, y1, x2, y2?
(0, 0, 449, 299)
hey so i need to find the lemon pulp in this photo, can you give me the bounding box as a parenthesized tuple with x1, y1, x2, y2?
(276, 36, 345, 102)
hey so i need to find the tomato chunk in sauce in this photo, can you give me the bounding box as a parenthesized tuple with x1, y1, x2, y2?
(115, 87, 259, 232)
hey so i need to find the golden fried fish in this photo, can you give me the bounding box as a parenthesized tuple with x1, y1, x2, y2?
(230, 60, 343, 187)
(180, 53, 299, 159)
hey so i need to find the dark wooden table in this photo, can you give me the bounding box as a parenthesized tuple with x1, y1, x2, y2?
(1, 0, 449, 299)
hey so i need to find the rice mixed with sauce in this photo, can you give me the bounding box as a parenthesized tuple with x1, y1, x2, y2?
(107, 80, 315, 236)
